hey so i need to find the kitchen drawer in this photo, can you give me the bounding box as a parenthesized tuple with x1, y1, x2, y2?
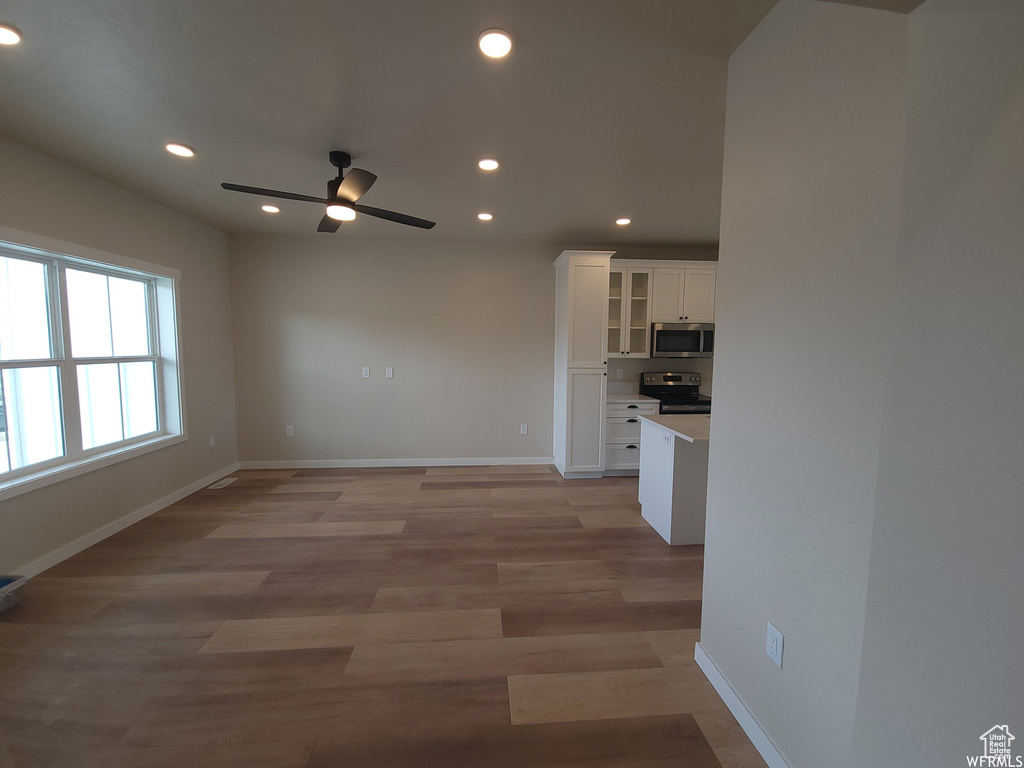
(606, 416, 643, 442)
(606, 401, 658, 417)
(605, 441, 641, 470)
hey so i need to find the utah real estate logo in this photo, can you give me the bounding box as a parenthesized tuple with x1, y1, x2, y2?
(968, 725, 1022, 767)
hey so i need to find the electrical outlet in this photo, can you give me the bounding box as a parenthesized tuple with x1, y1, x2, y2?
(520, 424, 528, 435)
(766, 622, 784, 669)
(385, 367, 393, 378)
(208, 435, 215, 448)
(286, 425, 294, 437)
(362, 367, 370, 378)
(616, 369, 623, 379)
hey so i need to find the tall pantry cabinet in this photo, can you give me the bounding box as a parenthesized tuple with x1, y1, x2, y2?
(553, 251, 613, 477)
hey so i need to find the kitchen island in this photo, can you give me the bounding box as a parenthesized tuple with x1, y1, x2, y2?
(638, 414, 710, 545)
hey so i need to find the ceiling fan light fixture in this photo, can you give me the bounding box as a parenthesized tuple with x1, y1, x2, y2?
(165, 143, 194, 158)
(261, 205, 280, 213)
(326, 203, 356, 221)
(0, 24, 21, 45)
(478, 158, 499, 171)
(478, 29, 511, 58)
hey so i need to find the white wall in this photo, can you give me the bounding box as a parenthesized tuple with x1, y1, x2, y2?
(228, 235, 555, 464)
(704, 2, 1024, 767)
(701, 2, 907, 766)
(849, 1, 1024, 764)
(0, 136, 238, 574)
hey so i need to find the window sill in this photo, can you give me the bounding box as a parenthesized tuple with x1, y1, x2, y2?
(0, 432, 186, 502)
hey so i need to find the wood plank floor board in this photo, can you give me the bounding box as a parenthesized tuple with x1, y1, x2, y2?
(694, 709, 772, 768)
(507, 665, 730, 726)
(200, 608, 504, 653)
(424, 465, 557, 476)
(0, 465, 767, 768)
(396, 511, 583, 535)
(341, 633, 665, 685)
(370, 578, 626, 613)
(418, 478, 564, 490)
(205, 520, 406, 539)
(307, 714, 722, 768)
(501, 599, 703, 638)
(246, 491, 344, 503)
(497, 559, 620, 584)
(289, 467, 427, 478)
(644, 629, 704, 668)
(268, 481, 353, 493)
(618, 575, 705, 602)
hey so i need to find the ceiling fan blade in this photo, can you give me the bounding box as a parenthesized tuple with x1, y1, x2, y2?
(316, 214, 342, 233)
(221, 182, 326, 205)
(354, 204, 436, 230)
(335, 169, 377, 203)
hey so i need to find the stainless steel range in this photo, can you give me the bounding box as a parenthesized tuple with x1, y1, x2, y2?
(639, 372, 711, 414)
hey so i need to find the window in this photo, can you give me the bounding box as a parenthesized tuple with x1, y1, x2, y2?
(0, 237, 182, 495)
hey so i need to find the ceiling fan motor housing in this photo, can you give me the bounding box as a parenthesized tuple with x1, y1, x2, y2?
(329, 151, 352, 170)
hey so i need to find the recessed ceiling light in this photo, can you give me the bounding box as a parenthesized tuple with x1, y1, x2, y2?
(478, 212, 493, 221)
(478, 158, 499, 171)
(616, 217, 631, 226)
(0, 25, 21, 45)
(261, 205, 280, 214)
(479, 29, 511, 58)
(326, 204, 356, 221)
(165, 143, 194, 158)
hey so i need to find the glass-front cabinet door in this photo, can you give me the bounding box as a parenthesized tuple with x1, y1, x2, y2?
(608, 268, 652, 358)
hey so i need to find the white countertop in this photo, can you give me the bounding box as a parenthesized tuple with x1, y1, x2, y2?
(607, 393, 660, 404)
(640, 413, 711, 443)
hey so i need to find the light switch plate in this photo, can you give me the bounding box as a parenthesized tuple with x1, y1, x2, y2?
(362, 367, 370, 378)
(766, 622, 784, 668)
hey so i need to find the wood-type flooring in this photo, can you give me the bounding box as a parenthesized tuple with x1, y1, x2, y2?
(0, 466, 767, 767)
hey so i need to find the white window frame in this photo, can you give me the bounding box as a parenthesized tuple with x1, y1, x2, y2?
(0, 227, 185, 501)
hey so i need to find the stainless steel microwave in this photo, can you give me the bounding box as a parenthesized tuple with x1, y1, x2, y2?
(651, 323, 715, 358)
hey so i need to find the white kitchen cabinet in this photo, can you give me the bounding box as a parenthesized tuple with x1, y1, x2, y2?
(563, 257, 610, 368)
(651, 268, 717, 323)
(605, 398, 659, 472)
(565, 370, 607, 472)
(607, 268, 653, 358)
(682, 269, 716, 323)
(553, 251, 613, 477)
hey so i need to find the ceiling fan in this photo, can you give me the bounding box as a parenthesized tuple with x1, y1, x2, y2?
(221, 151, 436, 231)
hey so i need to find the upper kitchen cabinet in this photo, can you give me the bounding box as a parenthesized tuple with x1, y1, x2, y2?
(555, 251, 612, 368)
(607, 267, 653, 358)
(651, 268, 717, 323)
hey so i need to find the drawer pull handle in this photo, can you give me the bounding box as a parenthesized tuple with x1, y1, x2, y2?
(626, 444, 638, 449)
(627, 404, 639, 409)
(627, 418, 638, 423)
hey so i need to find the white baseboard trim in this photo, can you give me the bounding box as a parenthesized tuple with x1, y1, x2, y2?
(15, 462, 240, 578)
(238, 457, 555, 470)
(694, 642, 792, 768)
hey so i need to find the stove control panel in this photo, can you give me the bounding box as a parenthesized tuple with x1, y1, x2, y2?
(642, 372, 701, 387)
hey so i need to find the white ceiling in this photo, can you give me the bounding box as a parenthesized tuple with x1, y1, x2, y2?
(0, 1, 783, 247)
